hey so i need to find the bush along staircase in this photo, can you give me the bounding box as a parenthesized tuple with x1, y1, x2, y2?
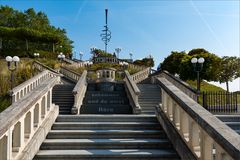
(137, 78, 161, 114)
(52, 77, 75, 114)
(34, 115, 180, 160)
(80, 82, 132, 114)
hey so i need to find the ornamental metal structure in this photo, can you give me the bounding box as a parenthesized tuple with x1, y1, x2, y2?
(100, 9, 111, 53)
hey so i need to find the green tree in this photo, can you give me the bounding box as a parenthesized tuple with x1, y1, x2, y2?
(161, 51, 185, 75)
(0, 5, 73, 58)
(133, 57, 154, 67)
(218, 56, 240, 92)
(161, 49, 221, 81)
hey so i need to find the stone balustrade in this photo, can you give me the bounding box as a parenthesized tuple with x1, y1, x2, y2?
(124, 71, 141, 114)
(33, 60, 59, 74)
(63, 57, 74, 64)
(72, 70, 88, 114)
(11, 70, 58, 103)
(0, 76, 60, 160)
(128, 63, 146, 71)
(60, 67, 81, 83)
(131, 67, 150, 83)
(156, 77, 240, 160)
(153, 70, 198, 101)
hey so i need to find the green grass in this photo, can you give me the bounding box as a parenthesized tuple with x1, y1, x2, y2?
(186, 80, 240, 106)
(186, 80, 225, 92)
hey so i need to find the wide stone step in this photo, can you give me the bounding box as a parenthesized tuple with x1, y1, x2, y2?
(80, 104, 132, 114)
(56, 115, 158, 122)
(224, 122, 240, 130)
(53, 101, 74, 104)
(52, 122, 161, 130)
(83, 97, 129, 105)
(47, 129, 165, 139)
(59, 111, 71, 115)
(139, 99, 161, 101)
(34, 149, 180, 160)
(53, 100, 74, 103)
(40, 138, 171, 150)
(141, 111, 156, 115)
(216, 115, 240, 122)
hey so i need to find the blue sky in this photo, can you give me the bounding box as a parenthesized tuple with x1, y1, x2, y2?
(0, 0, 239, 67)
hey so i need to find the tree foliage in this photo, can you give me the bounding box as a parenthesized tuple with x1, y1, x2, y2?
(133, 57, 154, 67)
(161, 48, 221, 81)
(0, 6, 73, 58)
(218, 56, 240, 92)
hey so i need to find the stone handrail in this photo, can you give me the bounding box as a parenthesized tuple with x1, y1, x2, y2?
(59, 67, 81, 83)
(33, 60, 59, 74)
(124, 70, 141, 114)
(63, 57, 74, 64)
(71, 70, 88, 114)
(153, 70, 198, 101)
(131, 67, 150, 83)
(0, 76, 60, 160)
(127, 63, 146, 71)
(155, 77, 240, 160)
(10, 70, 58, 103)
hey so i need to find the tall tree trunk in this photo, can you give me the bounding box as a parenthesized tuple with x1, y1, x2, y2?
(226, 81, 229, 93)
(0, 37, 2, 49)
(52, 43, 55, 53)
(226, 81, 230, 105)
(25, 39, 29, 51)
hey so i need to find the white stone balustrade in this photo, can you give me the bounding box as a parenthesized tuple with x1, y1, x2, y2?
(60, 67, 81, 83)
(131, 67, 150, 83)
(156, 77, 240, 160)
(33, 61, 59, 74)
(124, 71, 141, 114)
(153, 70, 198, 101)
(0, 76, 60, 160)
(72, 70, 87, 114)
(11, 70, 58, 103)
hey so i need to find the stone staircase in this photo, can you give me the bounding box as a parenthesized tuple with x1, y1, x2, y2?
(80, 83, 132, 114)
(34, 115, 180, 160)
(216, 114, 240, 134)
(52, 77, 75, 114)
(137, 83, 161, 115)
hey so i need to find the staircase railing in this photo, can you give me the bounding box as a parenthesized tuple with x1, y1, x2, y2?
(124, 70, 141, 114)
(33, 60, 59, 74)
(0, 76, 60, 160)
(72, 70, 88, 114)
(131, 67, 151, 83)
(10, 70, 59, 103)
(155, 77, 240, 160)
(153, 70, 198, 101)
(59, 66, 81, 83)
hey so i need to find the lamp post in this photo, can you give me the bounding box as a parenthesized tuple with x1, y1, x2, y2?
(34, 53, 40, 59)
(191, 57, 205, 102)
(129, 53, 133, 61)
(79, 52, 83, 61)
(58, 52, 65, 66)
(115, 48, 121, 59)
(5, 56, 20, 91)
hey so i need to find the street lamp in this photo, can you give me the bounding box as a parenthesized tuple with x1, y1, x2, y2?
(115, 48, 121, 59)
(58, 52, 65, 66)
(79, 52, 83, 61)
(191, 57, 205, 102)
(5, 56, 20, 90)
(129, 53, 133, 60)
(34, 53, 40, 59)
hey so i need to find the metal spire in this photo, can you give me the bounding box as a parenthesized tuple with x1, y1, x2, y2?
(100, 9, 111, 53)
